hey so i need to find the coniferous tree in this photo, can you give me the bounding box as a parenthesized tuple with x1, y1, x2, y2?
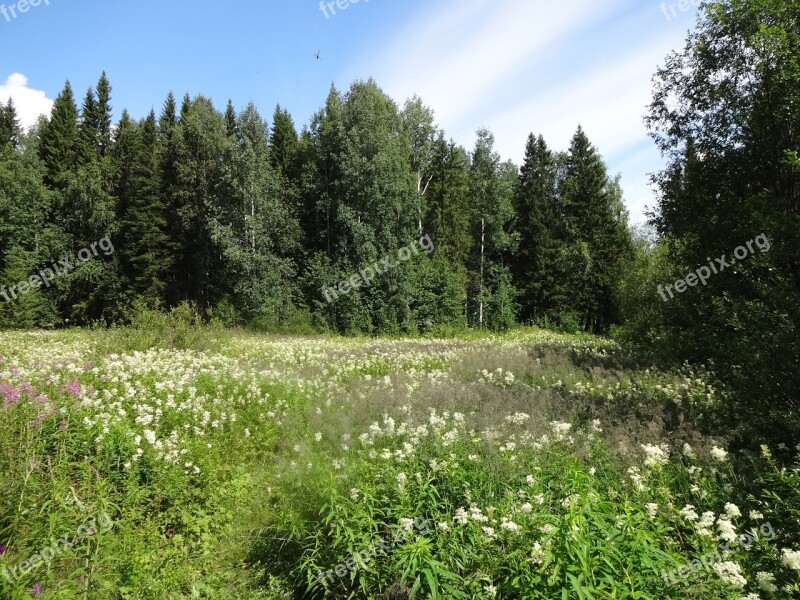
(559, 125, 628, 330)
(513, 134, 561, 323)
(0, 99, 21, 148)
(77, 87, 98, 165)
(269, 104, 299, 177)
(39, 81, 79, 190)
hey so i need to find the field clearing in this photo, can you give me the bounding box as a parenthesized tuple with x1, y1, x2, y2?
(1, 328, 798, 599)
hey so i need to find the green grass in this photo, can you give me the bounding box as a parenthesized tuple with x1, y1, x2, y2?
(0, 327, 798, 599)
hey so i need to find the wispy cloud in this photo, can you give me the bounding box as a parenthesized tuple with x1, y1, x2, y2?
(345, 0, 697, 224)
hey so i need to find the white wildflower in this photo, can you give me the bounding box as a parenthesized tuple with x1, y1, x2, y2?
(756, 571, 777, 593)
(724, 503, 741, 519)
(710, 446, 729, 462)
(641, 443, 669, 468)
(712, 561, 746, 586)
(781, 548, 800, 571)
(530, 541, 546, 564)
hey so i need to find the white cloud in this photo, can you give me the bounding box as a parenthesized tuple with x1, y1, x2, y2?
(0, 73, 54, 130)
(344, 0, 692, 223)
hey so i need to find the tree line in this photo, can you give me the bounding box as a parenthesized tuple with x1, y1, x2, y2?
(0, 77, 632, 334)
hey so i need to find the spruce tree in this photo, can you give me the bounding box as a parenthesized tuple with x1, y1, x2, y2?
(39, 81, 79, 190)
(77, 87, 98, 165)
(269, 104, 299, 177)
(513, 134, 561, 323)
(0, 99, 21, 148)
(95, 72, 113, 156)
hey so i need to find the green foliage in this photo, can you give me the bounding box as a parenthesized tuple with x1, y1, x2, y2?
(637, 0, 800, 438)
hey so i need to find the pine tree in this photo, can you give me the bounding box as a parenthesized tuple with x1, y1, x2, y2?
(559, 125, 629, 330)
(95, 72, 113, 156)
(77, 86, 98, 165)
(513, 134, 561, 323)
(425, 133, 471, 269)
(0, 99, 21, 148)
(269, 104, 299, 177)
(115, 110, 171, 305)
(224, 99, 237, 139)
(39, 81, 79, 190)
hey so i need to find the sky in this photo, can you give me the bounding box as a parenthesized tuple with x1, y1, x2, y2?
(0, 0, 702, 225)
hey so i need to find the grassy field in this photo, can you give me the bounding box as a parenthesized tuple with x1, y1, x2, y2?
(1, 327, 799, 599)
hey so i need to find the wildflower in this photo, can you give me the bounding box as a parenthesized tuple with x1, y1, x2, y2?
(500, 518, 520, 534)
(562, 494, 579, 509)
(724, 503, 741, 519)
(399, 518, 415, 532)
(697, 511, 716, 537)
(627, 467, 646, 492)
(482, 526, 497, 540)
(396, 472, 407, 490)
(760, 444, 772, 459)
(520, 502, 533, 513)
(539, 524, 556, 535)
(526, 475, 536, 487)
(750, 510, 764, 520)
(741, 594, 761, 600)
(469, 506, 489, 522)
(716, 518, 738, 543)
(0, 544, 5, 554)
(710, 446, 728, 462)
(30, 584, 42, 596)
(530, 541, 546, 564)
(645, 503, 659, 519)
(756, 572, 777, 593)
(679, 505, 699, 522)
(781, 548, 800, 571)
(682, 443, 696, 459)
(713, 561, 746, 586)
(438, 522, 450, 532)
(641, 443, 669, 468)
(453, 508, 468, 525)
(349, 488, 360, 501)
(589, 467, 596, 476)
(484, 584, 497, 598)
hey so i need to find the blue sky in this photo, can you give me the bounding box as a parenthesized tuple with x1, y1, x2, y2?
(0, 0, 701, 224)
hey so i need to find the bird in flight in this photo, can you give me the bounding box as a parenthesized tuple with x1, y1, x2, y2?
(315, 50, 322, 61)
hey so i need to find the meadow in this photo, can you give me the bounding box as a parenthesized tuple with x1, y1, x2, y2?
(1, 319, 799, 599)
